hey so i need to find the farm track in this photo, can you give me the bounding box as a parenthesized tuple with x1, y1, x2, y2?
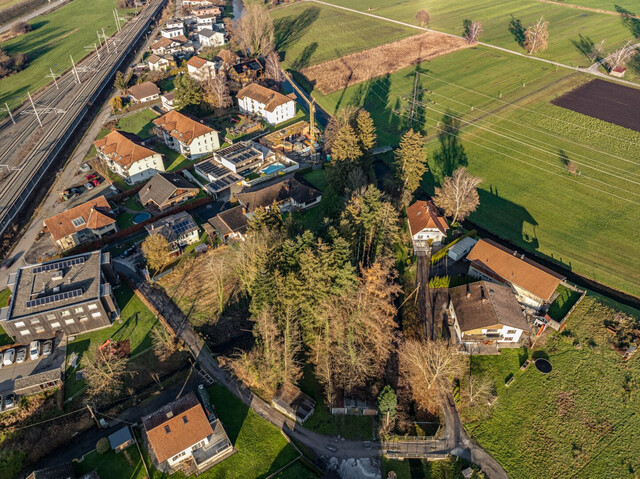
(535, 0, 640, 19)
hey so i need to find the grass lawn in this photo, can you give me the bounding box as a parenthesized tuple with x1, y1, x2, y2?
(117, 109, 159, 140)
(299, 365, 374, 441)
(316, 0, 636, 69)
(121, 194, 144, 211)
(154, 143, 197, 172)
(271, 459, 321, 479)
(311, 45, 640, 297)
(270, 3, 417, 69)
(64, 283, 159, 400)
(0, 288, 12, 345)
(0, 0, 132, 112)
(116, 211, 136, 229)
(465, 297, 640, 479)
(301, 169, 327, 191)
(74, 445, 146, 479)
(547, 284, 582, 320)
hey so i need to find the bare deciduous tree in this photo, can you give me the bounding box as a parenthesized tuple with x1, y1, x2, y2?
(607, 40, 637, 72)
(202, 72, 233, 109)
(234, 3, 275, 57)
(463, 375, 493, 407)
(589, 40, 606, 63)
(83, 348, 129, 404)
(465, 21, 483, 44)
(433, 167, 481, 224)
(399, 339, 465, 412)
(524, 17, 549, 55)
(264, 50, 285, 83)
(151, 325, 183, 361)
(415, 9, 430, 28)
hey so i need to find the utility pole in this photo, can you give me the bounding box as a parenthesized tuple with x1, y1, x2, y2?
(408, 71, 420, 126)
(28, 92, 43, 127)
(70, 55, 81, 84)
(5, 103, 15, 124)
(86, 404, 102, 429)
(48, 67, 59, 89)
(94, 42, 101, 60)
(102, 28, 111, 54)
(113, 9, 121, 32)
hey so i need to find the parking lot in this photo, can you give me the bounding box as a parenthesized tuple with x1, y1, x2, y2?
(0, 335, 66, 397)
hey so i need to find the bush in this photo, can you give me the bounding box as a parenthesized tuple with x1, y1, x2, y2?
(96, 437, 110, 454)
(10, 21, 32, 36)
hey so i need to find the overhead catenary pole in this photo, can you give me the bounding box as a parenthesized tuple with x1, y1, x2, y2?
(94, 43, 101, 60)
(28, 92, 43, 127)
(49, 67, 59, 89)
(102, 28, 111, 54)
(70, 55, 81, 84)
(5, 103, 15, 124)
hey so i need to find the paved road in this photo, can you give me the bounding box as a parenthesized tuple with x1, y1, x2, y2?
(0, 0, 69, 33)
(0, 0, 165, 240)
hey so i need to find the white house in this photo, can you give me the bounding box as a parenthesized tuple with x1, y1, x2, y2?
(237, 83, 296, 125)
(142, 392, 234, 475)
(94, 130, 165, 185)
(187, 55, 217, 82)
(145, 212, 200, 253)
(153, 110, 220, 159)
(151, 36, 194, 56)
(147, 54, 172, 72)
(127, 81, 160, 104)
(161, 91, 175, 110)
(161, 26, 185, 38)
(448, 281, 530, 349)
(466, 238, 565, 311)
(406, 200, 449, 251)
(198, 29, 226, 49)
(195, 14, 215, 31)
(166, 18, 183, 30)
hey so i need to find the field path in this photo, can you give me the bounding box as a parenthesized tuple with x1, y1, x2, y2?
(305, 0, 640, 89)
(535, 0, 640, 19)
(0, 0, 69, 33)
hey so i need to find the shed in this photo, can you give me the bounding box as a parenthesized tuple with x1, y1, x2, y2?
(108, 426, 135, 453)
(272, 384, 315, 424)
(447, 236, 478, 262)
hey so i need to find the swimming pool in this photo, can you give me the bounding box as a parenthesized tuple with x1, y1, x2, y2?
(261, 163, 285, 175)
(132, 212, 151, 224)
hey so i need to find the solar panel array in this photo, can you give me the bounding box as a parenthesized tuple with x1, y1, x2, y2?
(32, 256, 85, 274)
(208, 176, 238, 191)
(26, 288, 83, 308)
(171, 219, 196, 236)
(197, 161, 229, 178)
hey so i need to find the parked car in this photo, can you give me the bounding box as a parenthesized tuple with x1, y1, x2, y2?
(29, 341, 40, 361)
(3, 348, 15, 366)
(91, 179, 100, 187)
(0, 258, 13, 270)
(84, 182, 94, 190)
(4, 394, 15, 409)
(42, 340, 53, 357)
(0, 352, 3, 369)
(16, 348, 26, 363)
(109, 185, 120, 194)
(80, 163, 91, 173)
(86, 174, 97, 181)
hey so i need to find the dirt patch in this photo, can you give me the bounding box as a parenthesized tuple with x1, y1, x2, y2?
(300, 32, 470, 95)
(551, 79, 640, 132)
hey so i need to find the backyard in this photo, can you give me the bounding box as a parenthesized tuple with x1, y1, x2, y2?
(465, 297, 640, 479)
(0, 288, 11, 345)
(116, 109, 159, 140)
(310, 45, 640, 297)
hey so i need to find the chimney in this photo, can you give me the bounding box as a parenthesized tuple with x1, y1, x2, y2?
(481, 286, 487, 303)
(521, 254, 525, 259)
(465, 283, 471, 299)
(513, 250, 517, 256)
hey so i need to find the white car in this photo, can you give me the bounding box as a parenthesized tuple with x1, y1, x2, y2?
(84, 182, 94, 190)
(42, 340, 53, 356)
(3, 348, 15, 365)
(16, 348, 26, 363)
(29, 341, 40, 361)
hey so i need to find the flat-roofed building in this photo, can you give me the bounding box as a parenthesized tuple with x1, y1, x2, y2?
(0, 251, 119, 344)
(213, 141, 267, 174)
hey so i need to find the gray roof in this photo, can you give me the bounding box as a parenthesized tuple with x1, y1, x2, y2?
(449, 281, 530, 332)
(138, 173, 198, 207)
(145, 211, 198, 244)
(108, 426, 134, 449)
(6, 252, 103, 320)
(235, 176, 321, 213)
(208, 205, 248, 236)
(14, 368, 62, 393)
(27, 463, 75, 479)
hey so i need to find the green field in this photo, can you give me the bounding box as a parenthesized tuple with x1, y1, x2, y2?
(466, 297, 640, 478)
(317, 0, 636, 68)
(551, 0, 639, 11)
(311, 45, 640, 297)
(0, 0, 130, 111)
(117, 109, 159, 140)
(270, 3, 416, 69)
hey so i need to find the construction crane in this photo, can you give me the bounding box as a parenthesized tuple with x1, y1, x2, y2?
(282, 70, 318, 160)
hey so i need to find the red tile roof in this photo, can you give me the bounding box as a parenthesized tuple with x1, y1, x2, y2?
(94, 130, 158, 169)
(406, 200, 449, 236)
(44, 196, 115, 241)
(153, 110, 215, 146)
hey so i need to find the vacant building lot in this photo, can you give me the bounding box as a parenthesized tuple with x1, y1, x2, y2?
(466, 297, 640, 478)
(270, 3, 416, 69)
(300, 32, 470, 95)
(552, 79, 640, 132)
(312, 46, 640, 297)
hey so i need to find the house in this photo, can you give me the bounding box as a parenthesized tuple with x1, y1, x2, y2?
(108, 426, 135, 453)
(215, 48, 239, 68)
(228, 59, 263, 86)
(43, 195, 117, 250)
(447, 281, 530, 349)
(195, 14, 216, 31)
(161, 91, 175, 110)
(235, 176, 322, 214)
(466, 238, 565, 311)
(138, 172, 199, 212)
(237, 83, 296, 125)
(94, 130, 165, 184)
(194, 159, 243, 198)
(272, 384, 315, 424)
(206, 205, 249, 242)
(166, 18, 183, 30)
(406, 200, 449, 251)
(151, 36, 194, 56)
(142, 391, 234, 475)
(191, 5, 222, 17)
(187, 55, 217, 81)
(153, 110, 220, 159)
(147, 54, 173, 72)
(198, 28, 226, 48)
(127, 81, 161, 104)
(0, 251, 119, 344)
(182, 0, 213, 7)
(610, 66, 626, 78)
(145, 212, 200, 254)
(213, 141, 267, 174)
(161, 26, 185, 38)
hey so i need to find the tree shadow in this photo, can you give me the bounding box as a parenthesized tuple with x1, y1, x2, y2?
(571, 34, 600, 63)
(629, 49, 640, 74)
(430, 112, 468, 183)
(615, 5, 640, 38)
(274, 6, 321, 58)
(531, 350, 549, 360)
(558, 149, 569, 168)
(508, 15, 526, 48)
(518, 346, 529, 367)
(289, 41, 317, 71)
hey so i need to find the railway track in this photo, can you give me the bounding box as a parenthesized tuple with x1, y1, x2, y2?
(0, 0, 166, 236)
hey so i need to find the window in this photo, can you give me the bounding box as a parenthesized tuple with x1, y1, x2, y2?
(182, 415, 189, 424)
(506, 329, 517, 335)
(65, 318, 75, 325)
(91, 312, 101, 318)
(60, 311, 70, 317)
(20, 330, 30, 336)
(47, 314, 56, 320)
(88, 304, 98, 310)
(14, 321, 25, 328)
(30, 318, 40, 325)
(72, 217, 86, 228)
(50, 322, 61, 328)
(74, 307, 84, 314)
(164, 426, 171, 434)
(35, 326, 45, 333)
(79, 316, 89, 322)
